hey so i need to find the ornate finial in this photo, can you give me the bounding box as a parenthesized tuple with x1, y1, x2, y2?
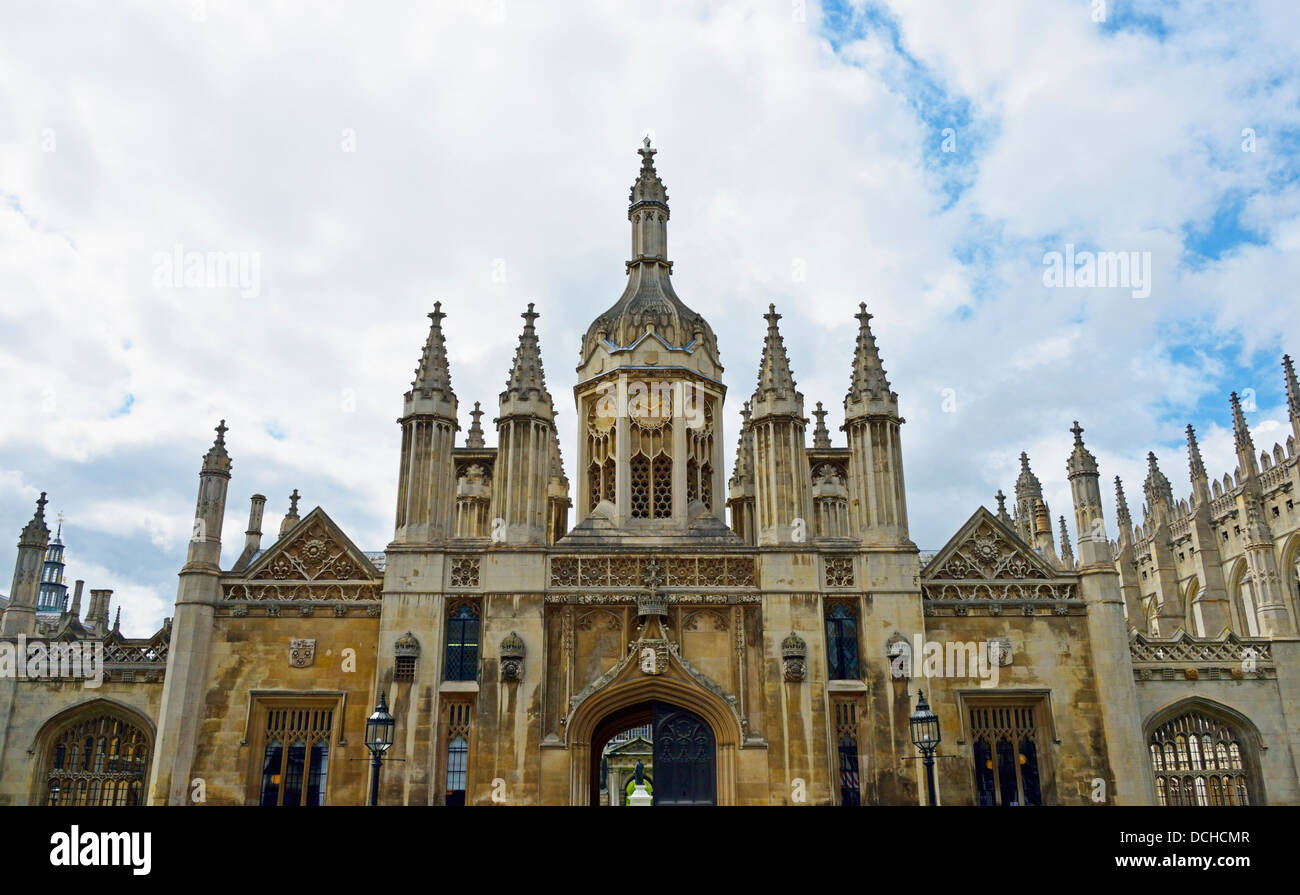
(288, 489, 300, 515)
(812, 401, 831, 449)
(428, 300, 445, 326)
(36, 491, 48, 517)
(1070, 421, 1084, 447)
(466, 401, 486, 449)
(995, 489, 1010, 520)
(522, 302, 538, 330)
(1020, 452, 1031, 473)
(215, 419, 228, 445)
(638, 135, 657, 167)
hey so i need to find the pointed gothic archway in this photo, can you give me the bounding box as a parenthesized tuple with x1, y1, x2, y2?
(588, 700, 717, 806)
(566, 674, 741, 806)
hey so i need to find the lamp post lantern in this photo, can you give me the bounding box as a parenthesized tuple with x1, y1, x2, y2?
(909, 689, 941, 807)
(364, 692, 395, 806)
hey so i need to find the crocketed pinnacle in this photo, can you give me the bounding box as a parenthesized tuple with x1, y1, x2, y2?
(1058, 516, 1075, 565)
(1114, 476, 1132, 528)
(466, 401, 486, 448)
(730, 401, 754, 487)
(202, 420, 232, 475)
(1285, 355, 1300, 421)
(811, 402, 831, 449)
(1229, 391, 1255, 455)
(409, 302, 456, 402)
(844, 303, 896, 415)
(1144, 452, 1173, 511)
(1066, 421, 1097, 477)
(501, 303, 553, 411)
(1186, 424, 1206, 481)
(753, 304, 801, 405)
(630, 135, 667, 207)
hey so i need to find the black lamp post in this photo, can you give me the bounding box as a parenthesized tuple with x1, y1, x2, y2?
(364, 692, 395, 806)
(909, 689, 941, 807)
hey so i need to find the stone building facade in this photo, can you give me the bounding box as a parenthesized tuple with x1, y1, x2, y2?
(2, 142, 1299, 805)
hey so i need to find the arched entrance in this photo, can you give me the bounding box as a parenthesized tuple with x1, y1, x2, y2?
(30, 699, 155, 807)
(589, 700, 716, 806)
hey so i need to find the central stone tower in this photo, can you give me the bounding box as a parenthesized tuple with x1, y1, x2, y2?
(566, 139, 734, 543)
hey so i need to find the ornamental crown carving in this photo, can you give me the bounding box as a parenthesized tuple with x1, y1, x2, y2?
(500, 631, 526, 658)
(781, 631, 807, 658)
(394, 631, 421, 657)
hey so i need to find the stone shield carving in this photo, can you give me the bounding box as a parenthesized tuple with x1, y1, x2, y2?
(289, 638, 317, 668)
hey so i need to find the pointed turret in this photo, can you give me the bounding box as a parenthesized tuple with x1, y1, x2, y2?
(844, 303, 897, 417)
(407, 301, 457, 413)
(1058, 516, 1075, 568)
(747, 305, 812, 545)
(1143, 452, 1174, 523)
(1284, 354, 1300, 445)
(492, 304, 559, 544)
(466, 401, 486, 449)
(1114, 476, 1133, 540)
(187, 421, 232, 572)
(1186, 424, 1210, 507)
(501, 303, 554, 418)
(1063, 423, 1110, 565)
(394, 304, 459, 543)
(753, 304, 802, 411)
(1230, 391, 1258, 480)
(811, 401, 831, 449)
(1, 492, 51, 635)
(842, 303, 908, 544)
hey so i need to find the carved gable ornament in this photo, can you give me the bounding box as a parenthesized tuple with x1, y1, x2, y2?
(224, 507, 383, 604)
(924, 508, 1058, 583)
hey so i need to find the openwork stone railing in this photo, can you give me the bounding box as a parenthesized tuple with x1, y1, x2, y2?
(549, 555, 756, 589)
(1129, 631, 1273, 681)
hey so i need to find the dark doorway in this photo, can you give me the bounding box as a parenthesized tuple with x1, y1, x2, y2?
(588, 700, 717, 806)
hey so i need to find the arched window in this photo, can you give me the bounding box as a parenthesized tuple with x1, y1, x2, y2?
(824, 601, 860, 681)
(1148, 707, 1257, 806)
(44, 710, 150, 807)
(444, 602, 480, 681)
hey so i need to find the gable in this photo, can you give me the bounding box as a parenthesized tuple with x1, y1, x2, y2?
(922, 506, 1061, 582)
(237, 506, 381, 583)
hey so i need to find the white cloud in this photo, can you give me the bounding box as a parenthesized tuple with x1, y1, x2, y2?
(0, 0, 1297, 631)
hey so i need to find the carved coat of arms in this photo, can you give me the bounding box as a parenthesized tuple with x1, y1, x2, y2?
(290, 638, 317, 668)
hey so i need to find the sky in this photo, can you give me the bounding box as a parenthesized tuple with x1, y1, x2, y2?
(1, 0, 1298, 636)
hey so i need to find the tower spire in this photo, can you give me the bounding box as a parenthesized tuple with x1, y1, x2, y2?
(844, 303, 897, 417)
(1285, 354, 1300, 444)
(1143, 452, 1174, 522)
(1186, 423, 1210, 506)
(753, 304, 802, 406)
(409, 301, 456, 403)
(1058, 515, 1075, 568)
(1014, 452, 1045, 543)
(501, 303, 553, 413)
(1230, 391, 1257, 479)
